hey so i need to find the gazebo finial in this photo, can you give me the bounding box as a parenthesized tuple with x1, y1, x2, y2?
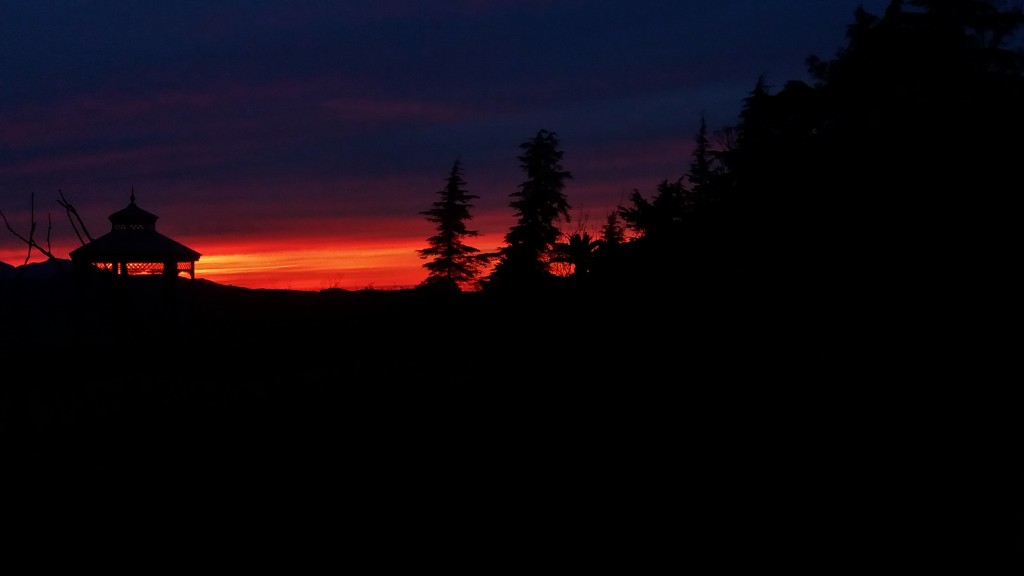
(130, 186, 136, 205)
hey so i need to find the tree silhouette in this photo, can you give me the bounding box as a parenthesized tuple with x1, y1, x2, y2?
(685, 114, 717, 209)
(692, 0, 1024, 312)
(594, 111, 735, 291)
(587, 209, 628, 286)
(617, 179, 687, 241)
(717, 76, 824, 279)
(551, 229, 602, 280)
(484, 129, 573, 290)
(599, 210, 625, 248)
(417, 157, 488, 291)
(800, 0, 1024, 271)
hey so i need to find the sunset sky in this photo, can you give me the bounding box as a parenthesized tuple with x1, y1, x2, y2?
(1, 0, 889, 290)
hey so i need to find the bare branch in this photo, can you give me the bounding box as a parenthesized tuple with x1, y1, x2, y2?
(28, 193, 37, 264)
(0, 193, 58, 262)
(57, 189, 92, 244)
(46, 212, 53, 256)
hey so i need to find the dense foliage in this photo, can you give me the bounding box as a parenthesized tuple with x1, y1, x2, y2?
(463, 1, 1023, 299)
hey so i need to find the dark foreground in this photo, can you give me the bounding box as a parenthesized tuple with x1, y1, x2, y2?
(2, 270, 747, 469)
(2, 269, 1018, 566)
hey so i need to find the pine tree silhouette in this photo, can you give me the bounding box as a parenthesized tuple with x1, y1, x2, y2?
(484, 129, 572, 291)
(417, 157, 489, 291)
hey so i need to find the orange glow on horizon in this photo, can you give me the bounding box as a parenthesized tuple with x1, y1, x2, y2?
(190, 233, 502, 290)
(194, 239, 432, 291)
(0, 235, 501, 291)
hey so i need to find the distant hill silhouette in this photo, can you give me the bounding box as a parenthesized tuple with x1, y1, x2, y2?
(0, 258, 74, 280)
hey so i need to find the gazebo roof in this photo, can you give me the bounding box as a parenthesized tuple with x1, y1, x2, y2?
(70, 229, 201, 263)
(108, 199, 159, 227)
(69, 191, 201, 264)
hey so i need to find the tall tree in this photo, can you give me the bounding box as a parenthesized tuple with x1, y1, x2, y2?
(685, 114, 716, 209)
(484, 129, 573, 289)
(417, 157, 487, 291)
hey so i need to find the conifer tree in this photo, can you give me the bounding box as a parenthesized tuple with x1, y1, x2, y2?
(417, 157, 487, 291)
(484, 129, 572, 289)
(599, 210, 625, 248)
(685, 115, 715, 208)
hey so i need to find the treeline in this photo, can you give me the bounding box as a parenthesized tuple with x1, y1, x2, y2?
(416, 0, 1024, 302)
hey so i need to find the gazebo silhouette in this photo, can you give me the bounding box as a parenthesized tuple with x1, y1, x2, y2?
(70, 190, 201, 279)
